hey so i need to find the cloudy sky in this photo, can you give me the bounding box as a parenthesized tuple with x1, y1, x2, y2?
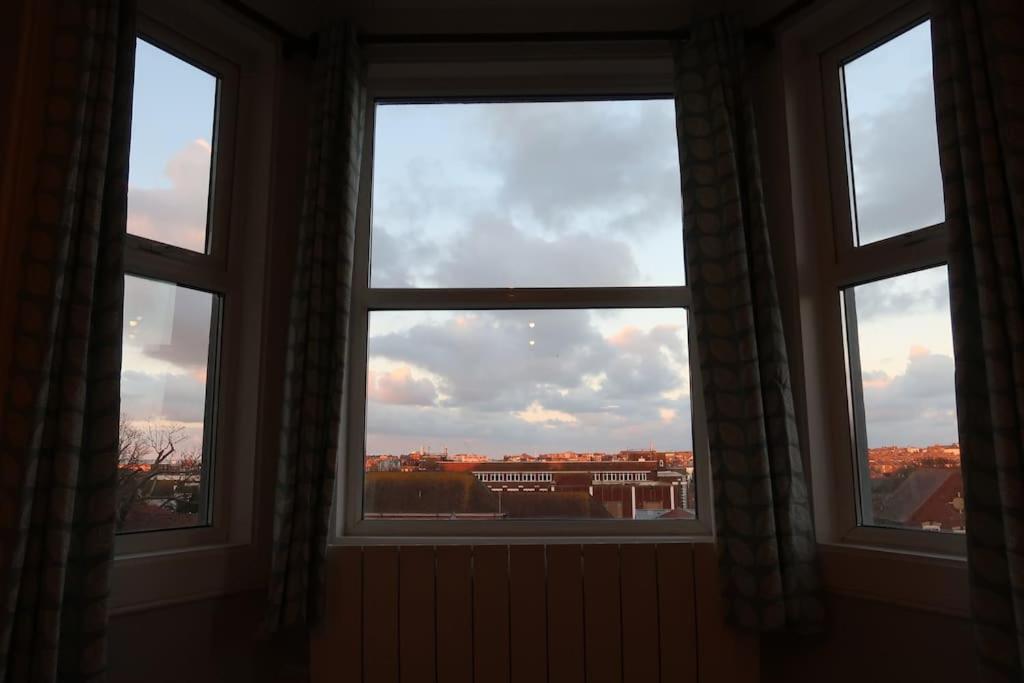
(121, 21, 957, 463)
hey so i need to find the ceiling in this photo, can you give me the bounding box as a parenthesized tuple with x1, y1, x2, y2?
(240, 0, 801, 39)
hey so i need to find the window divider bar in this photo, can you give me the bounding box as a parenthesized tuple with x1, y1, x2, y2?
(360, 286, 691, 311)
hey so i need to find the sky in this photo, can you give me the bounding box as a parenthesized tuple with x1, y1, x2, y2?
(120, 22, 958, 463)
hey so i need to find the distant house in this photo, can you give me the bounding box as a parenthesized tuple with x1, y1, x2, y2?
(876, 468, 965, 532)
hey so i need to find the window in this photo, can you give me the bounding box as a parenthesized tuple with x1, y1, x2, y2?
(345, 81, 708, 535)
(819, 11, 963, 546)
(107, 1, 275, 613)
(842, 267, 960, 533)
(119, 38, 223, 533)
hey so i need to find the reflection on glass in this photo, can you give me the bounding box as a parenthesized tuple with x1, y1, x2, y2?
(127, 39, 217, 253)
(842, 21, 944, 245)
(118, 275, 217, 533)
(369, 100, 685, 288)
(363, 308, 696, 520)
(844, 266, 962, 533)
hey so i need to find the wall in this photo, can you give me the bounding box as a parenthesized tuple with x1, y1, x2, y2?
(761, 594, 975, 683)
(107, 591, 308, 683)
(311, 543, 757, 683)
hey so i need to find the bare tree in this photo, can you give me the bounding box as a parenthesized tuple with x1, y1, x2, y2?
(116, 414, 202, 529)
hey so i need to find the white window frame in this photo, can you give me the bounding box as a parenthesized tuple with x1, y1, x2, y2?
(336, 41, 713, 543)
(110, 0, 277, 612)
(786, 0, 965, 558)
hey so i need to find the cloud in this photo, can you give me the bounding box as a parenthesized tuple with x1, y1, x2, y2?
(848, 78, 945, 243)
(127, 139, 211, 252)
(851, 266, 949, 322)
(119, 370, 208, 424)
(481, 100, 681, 234)
(367, 366, 438, 406)
(515, 401, 578, 425)
(428, 218, 641, 288)
(123, 276, 214, 372)
(365, 310, 694, 455)
(861, 349, 957, 447)
(367, 100, 684, 288)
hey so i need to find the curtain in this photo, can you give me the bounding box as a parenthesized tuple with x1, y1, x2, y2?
(673, 16, 822, 632)
(0, 1, 135, 680)
(267, 25, 367, 631)
(932, 2, 1024, 680)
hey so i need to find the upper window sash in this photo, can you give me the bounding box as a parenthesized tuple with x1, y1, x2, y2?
(819, 9, 947, 270)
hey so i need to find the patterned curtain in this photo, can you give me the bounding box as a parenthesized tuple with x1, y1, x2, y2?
(673, 16, 822, 632)
(932, 2, 1024, 680)
(0, 1, 135, 680)
(267, 25, 367, 632)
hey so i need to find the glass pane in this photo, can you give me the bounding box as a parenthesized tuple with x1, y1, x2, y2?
(127, 39, 217, 253)
(369, 100, 685, 288)
(363, 308, 697, 520)
(842, 21, 944, 245)
(118, 275, 218, 533)
(843, 266, 963, 533)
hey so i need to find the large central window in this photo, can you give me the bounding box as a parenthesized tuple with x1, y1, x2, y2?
(346, 96, 706, 534)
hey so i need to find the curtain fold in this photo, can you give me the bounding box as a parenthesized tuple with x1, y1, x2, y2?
(932, 2, 1024, 680)
(0, 1, 135, 680)
(673, 15, 822, 632)
(267, 25, 367, 632)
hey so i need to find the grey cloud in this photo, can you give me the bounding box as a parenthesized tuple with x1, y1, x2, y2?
(366, 396, 693, 457)
(124, 276, 214, 372)
(368, 101, 684, 288)
(862, 351, 957, 447)
(852, 276, 948, 320)
(480, 100, 681, 235)
(366, 310, 692, 454)
(849, 78, 945, 243)
(120, 370, 208, 424)
(429, 217, 641, 288)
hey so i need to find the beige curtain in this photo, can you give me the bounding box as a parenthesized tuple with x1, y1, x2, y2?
(674, 15, 823, 632)
(0, 1, 135, 679)
(932, 1, 1024, 679)
(266, 24, 367, 631)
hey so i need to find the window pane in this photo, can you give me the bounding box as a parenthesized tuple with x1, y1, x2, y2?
(843, 266, 963, 533)
(364, 308, 697, 520)
(127, 39, 217, 253)
(118, 275, 218, 533)
(369, 100, 685, 288)
(842, 21, 944, 245)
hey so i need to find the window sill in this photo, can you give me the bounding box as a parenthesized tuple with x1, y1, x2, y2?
(818, 542, 969, 618)
(331, 533, 715, 547)
(109, 541, 267, 616)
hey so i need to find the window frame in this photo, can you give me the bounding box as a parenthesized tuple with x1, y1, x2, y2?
(336, 43, 713, 541)
(795, 0, 965, 556)
(110, 0, 277, 611)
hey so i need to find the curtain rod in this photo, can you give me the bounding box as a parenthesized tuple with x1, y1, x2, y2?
(220, 0, 813, 55)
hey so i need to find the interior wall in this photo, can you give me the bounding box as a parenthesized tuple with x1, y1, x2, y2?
(761, 594, 975, 683)
(311, 543, 758, 683)
(107, 592, 308, 683)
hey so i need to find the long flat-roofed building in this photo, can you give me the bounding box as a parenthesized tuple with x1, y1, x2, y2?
(437, 460, 692, 519)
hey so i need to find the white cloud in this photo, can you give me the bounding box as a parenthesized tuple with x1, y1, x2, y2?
(515, 401, 578, 425)
(127, 138, 211, 252)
